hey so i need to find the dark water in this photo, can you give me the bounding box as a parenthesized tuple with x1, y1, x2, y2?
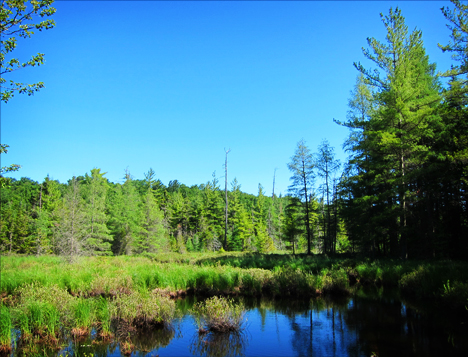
(38, 288, 468, 356)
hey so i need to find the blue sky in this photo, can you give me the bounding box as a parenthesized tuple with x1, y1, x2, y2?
(1, 1, 455, 195)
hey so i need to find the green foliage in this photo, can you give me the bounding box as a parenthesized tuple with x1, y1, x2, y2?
(72, 298, 93, 332)
(1, 0, 56, 102)
(320, 268, 349, 294)
(399, 261, 468, 305)
(439, 0, 468, 83)
(82, 168, 113, 255)
(281, 196, 303, 254)
(191, 296, 245, 332)
(0, 144, 21, 188)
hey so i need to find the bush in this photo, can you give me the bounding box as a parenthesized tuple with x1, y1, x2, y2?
(191, 296, 245, 333)
(321, 268, 349, 295)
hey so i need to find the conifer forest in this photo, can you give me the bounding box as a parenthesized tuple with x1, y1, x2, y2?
(1, 3, 467, 261)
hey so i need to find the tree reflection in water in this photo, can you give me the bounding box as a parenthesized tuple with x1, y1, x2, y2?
(131, 325, 175, 353)
(190, 330, 249, 357)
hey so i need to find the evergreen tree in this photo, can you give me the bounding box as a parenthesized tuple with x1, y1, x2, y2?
(315, 140, 340, 254)
(353, 7, 441, 258)
(254, 184, 275, 253)
(287, 139, 315, 254)
(82, 168, 113, 255)
(138, 188, 168, 253)
(281, 196, 303, 255)
(54, 177, 88, 259)
(439, 1, 468, 88)
(107, 172, 142, 255)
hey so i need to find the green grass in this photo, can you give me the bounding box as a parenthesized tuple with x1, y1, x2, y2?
(0, 252, 467, 352)
(112, 290, 176, 327)
(0, 304, 12, 350)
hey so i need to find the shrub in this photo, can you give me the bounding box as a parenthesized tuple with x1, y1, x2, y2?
(191, 296, 245, 333)
(321, 268, 349, 294)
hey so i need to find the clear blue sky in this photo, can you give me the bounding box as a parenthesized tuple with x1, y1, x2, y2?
(1, 1, 454, 195)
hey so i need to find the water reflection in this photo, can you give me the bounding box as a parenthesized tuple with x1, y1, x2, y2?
(131, 325, 175, 355)
(189, 331, 249, 357)
(14, 289, 468, 357)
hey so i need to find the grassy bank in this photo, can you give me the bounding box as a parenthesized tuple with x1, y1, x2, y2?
(1, 253, 467, 353)
(2, 253, 467, 302)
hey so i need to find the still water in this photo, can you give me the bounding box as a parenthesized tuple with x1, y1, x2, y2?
(55, 287, 467, 357)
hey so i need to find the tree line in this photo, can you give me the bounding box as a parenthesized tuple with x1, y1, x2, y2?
(0, 161, 347, 257)
(1, 1, 468, 259)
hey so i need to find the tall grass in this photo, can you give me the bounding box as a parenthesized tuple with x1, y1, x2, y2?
(71, 298, 93, 338)
(2, 254, 468, 310)
(112, 291, 176, 328)
(0, 305, 12, 353)
(95, 296, 111, 337)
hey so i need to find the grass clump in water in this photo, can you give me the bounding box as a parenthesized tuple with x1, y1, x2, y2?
(112, 291, 175, 328)
(71, 298, 93, 338)
(95, 296, 112, 339)
(14, 283, 71, 346)
(191, 296, 245, 333)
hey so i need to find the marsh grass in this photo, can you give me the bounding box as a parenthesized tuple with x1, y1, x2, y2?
(2, 254, 468, 316)
(71, 298, 93, 338)
(0, 305, 12, 354)
(320, 268, 350, 295)
(191, 296, 245, 333)
(399, 261, 468, 307)
(112, 291, 176, 328)
(95, 296, 112, 338)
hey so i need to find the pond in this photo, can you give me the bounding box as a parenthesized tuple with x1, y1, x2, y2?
(19, 287, 468, 357)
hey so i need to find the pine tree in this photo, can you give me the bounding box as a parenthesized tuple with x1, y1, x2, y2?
(138, 188, 168, 253)
(288, 139, 315, 254)
(353, 7, 441, 258)
(82, 168, 113, 255)
(281, 196, 303, 255)
(315, 140, 340, 254)
(254, 184, 275, 253)
(54, 177, 88, 259)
